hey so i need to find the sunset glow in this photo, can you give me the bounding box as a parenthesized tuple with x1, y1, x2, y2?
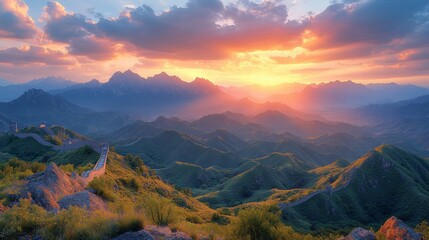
(0, 0, 428, 87)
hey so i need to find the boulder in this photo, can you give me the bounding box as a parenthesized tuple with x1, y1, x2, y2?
(379, 216, 423, 240)
(112, 225, 193, 240)
(112, 230, 154, 240)
(21, 163, 84, 210)
(58, 190, 107, 211)
(338, 227, 375, 240)
(0, 202, 8, 212)
(145, 225, 192, 240)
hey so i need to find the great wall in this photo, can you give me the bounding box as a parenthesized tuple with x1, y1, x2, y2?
(11, 125, 108, 185)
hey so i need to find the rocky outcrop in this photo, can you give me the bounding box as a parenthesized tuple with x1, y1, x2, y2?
(112, 230, 154, 240)
(145, 225, 192, 240)
(379, 216, 423, 240)
(339, 227, 375, 240)
(58, 190, 107, 211)
(21, 163, 84, 210)
(0, 202, 7, 212)
(113, 225, 192, 240)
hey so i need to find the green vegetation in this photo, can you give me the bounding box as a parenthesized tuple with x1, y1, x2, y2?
(144, 194, 177, 226)
(0, 199, 145, 240)
(0, 134, 98, 167)
(0, 158, 45, 195)
(0, 134, 52, 161)
(44, 135, 63, 146)
(88, 176, 117, 202)
(50, 146, 98, 166)
(117, 130, 245, 169)
(0, 138, 427, 239)
(230, 206, 340, 240)
(281, 145, 429, 232)
(50, 126, 88, 141)
(415, 221, 429, 240)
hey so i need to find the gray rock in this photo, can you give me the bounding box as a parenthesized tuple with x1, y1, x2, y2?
(145, 225, 192, 240)
(112, 230, 154, 240)
(339, 227, 375, 240)
(21, 163, 84, 210)
(379, 216, 423, 240)
(58, 190, 107, 211)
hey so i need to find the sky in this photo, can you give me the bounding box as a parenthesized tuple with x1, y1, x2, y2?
(0, 0, 429, 86)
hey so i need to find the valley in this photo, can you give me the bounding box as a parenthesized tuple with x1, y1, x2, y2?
(0, 71, 428, 239)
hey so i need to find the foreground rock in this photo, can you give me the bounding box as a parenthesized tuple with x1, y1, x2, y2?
(113, 225, 192, 240)
(338, 227, 375, 240)
(58, 190, 107, 211)
(379, 216, 423, 240)
(20, 163, 84, 210)
(112, 230, 154, 240)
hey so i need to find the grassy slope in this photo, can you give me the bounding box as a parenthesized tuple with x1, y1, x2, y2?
(117, 130, 245, 169)
(157, 161, 226, 190)
(0, 134, 53, 161)
(0, 134, 98, 167)
(281, 144, 429, 232)
(197, 153, 318, 208)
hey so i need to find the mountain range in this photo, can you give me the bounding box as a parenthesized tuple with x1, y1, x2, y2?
(0, 89, 130, 134)
(268, 80, 429, 112)
(3, 71, 428, 122)
(0, 77, 76, 102)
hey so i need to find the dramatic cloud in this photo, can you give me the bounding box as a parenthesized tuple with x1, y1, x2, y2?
(306, 0, 429, 50)
(42, 1, 118, 60)
(0, 0, 38, 39)
(0, 46, 75, 65)
(1, 0, 429, 85)
(41, 0, 303, 60)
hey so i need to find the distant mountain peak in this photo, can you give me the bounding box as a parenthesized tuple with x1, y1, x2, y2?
(148, 72, 183, 84)
(107, 70, 144, 86)
(16, 88, 51, 103)
(190, 77, 218, 91)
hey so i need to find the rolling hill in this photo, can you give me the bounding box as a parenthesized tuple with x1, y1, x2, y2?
(116, 130, 245, 169)
(238, 139, 339, 166)
(198, 153, 317, 208)
(157, 161, 226, 189)
(281, 144, 429, 231)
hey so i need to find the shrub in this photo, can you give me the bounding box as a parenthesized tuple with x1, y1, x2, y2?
(116, 214, 144, 235)
(416, 221, 429, 240)
(43, 206, 118, 240)
(118, 177, 139, 192)
(0, 199, 50, 239)
(124, 154, 144, 169)
(211, 213, 230, 225)
(186, 215, 203, 224)
(231, 206, 281, 240)
(89, 177, 117, 202)
(144, 194, 177, 226)
(173, 196, 190, 209)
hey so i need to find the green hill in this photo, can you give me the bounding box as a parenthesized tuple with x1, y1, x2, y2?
(157, 161, 226, 190)
(281, 144, 429, 231)
(202, 129, 248, 152)
(117, 130, 245, 169)
(239, 139, 337, 166)
(198, 153, 317, 208)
